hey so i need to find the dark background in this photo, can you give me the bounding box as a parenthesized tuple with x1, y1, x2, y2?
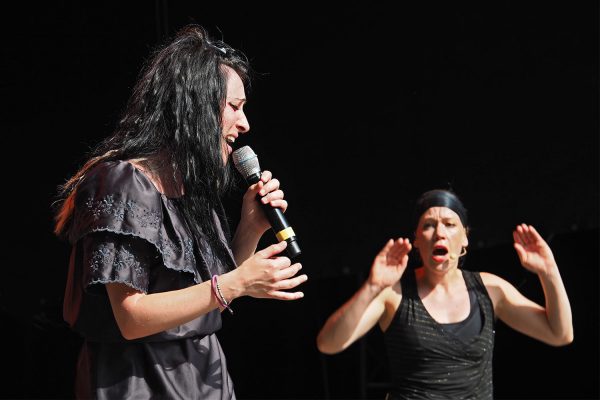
(2, 2, 598, 399)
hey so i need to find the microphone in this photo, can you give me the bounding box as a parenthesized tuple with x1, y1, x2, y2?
(232, 146, 301, 259)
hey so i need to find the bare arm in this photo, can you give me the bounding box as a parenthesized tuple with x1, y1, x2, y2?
(107, 280, 218, 340)
(316, 238, 411, 354)
(108, 239, 307, 340)
(482, 224, 573, 346)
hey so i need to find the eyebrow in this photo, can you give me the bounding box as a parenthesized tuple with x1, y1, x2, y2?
(227, 97, 247, 103)
(422, 216, 458, 222)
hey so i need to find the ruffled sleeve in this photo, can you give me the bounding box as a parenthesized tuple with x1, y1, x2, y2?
(81, 231, 154, 293)
(68, 160, 201, 283)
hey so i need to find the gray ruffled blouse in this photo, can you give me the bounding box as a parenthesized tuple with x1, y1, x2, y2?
(63, 160, 236, 399)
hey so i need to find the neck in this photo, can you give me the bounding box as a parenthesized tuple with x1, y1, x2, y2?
(416, 266, 463, 291)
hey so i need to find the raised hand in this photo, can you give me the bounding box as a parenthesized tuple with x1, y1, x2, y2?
(368, 238, 412, 290)
(513, 224, 557, 275)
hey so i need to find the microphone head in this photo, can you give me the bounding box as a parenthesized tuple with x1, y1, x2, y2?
(232, 145, 261, 180)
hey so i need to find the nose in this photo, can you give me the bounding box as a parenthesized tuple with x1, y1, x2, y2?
(434, 223, 447, 239)
(236, 111, 250, 133)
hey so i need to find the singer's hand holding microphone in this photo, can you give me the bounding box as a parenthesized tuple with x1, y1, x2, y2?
(227, 146, 306, 301)
(233, 146, 301, 259)
(238, 169, 287, 238)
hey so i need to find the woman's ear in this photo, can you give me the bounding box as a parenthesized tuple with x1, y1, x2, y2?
(462, 227, 469, 248)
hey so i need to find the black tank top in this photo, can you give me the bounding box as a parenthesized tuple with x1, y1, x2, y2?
(440, 283, 481, 339)
(384, 269, 495, 399)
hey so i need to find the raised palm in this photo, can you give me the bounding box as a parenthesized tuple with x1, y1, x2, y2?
(369, 238, 412, 289)
(513, 224, 556, 274)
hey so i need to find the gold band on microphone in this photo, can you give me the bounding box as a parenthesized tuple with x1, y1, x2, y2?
(275, 227, 296, 241)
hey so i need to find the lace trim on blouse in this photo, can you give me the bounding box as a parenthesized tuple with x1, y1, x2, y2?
(69, 161, 203, 283)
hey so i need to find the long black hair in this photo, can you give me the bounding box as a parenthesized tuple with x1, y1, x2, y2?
(54, 25, 250, 270)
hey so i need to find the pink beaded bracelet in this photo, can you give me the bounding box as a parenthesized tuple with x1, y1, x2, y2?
(211, 275, 233, 314)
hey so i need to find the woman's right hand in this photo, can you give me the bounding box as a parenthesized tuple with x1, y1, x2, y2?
(368, 238, 412, 290)
(229, 241, 307, 300)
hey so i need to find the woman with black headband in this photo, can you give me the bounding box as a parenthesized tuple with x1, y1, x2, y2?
(316, 189, 573, 399)
(54, 25, 307, 399)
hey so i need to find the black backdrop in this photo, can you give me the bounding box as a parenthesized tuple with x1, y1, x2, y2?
(2, 2, 598, 399)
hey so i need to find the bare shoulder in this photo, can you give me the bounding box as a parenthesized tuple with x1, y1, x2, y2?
(479, 272, 517, 309)
(480, 272, 518, 290)
(480, 271, 506, 286)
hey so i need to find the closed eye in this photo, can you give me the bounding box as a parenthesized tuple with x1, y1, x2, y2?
(229, 103, 240, 111)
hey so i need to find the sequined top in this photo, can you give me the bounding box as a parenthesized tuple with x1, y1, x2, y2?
(62, 160, 236, 399)
(384, 269, 495, 399)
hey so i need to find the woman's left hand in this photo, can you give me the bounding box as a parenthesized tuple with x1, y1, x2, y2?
(513, 224, 558, 276)
(239, 170, 287, 236)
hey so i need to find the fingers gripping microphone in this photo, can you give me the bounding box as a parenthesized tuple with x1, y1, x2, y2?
(232, 146, 301, 259)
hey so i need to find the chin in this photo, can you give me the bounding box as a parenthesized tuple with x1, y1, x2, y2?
(428, 260, 452, 272)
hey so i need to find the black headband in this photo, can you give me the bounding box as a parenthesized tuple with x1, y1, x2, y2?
(413, 189, 468, 228)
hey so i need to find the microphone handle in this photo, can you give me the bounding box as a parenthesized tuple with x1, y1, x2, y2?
(245, 172, 301, 259)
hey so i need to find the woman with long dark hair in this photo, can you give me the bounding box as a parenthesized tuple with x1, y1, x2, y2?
(54, 25, 307, 399)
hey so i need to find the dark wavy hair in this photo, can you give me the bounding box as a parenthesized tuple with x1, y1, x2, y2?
(54, 25, 250, 271)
